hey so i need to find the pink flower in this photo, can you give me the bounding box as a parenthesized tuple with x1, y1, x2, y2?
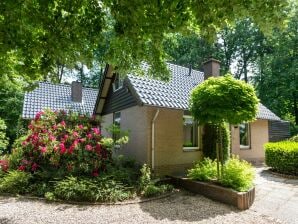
(28, 124, 33, 130)
(60, 121, 66, 127)
(49, 135, 56, 141)
(41, 146, 47, 153)
(73, 140, 79, 146)
(79, 138, 86, 143)
(87, 133, 92, 139)
(73, 131, 79, 138)
(22, 141, 28, 146)
(85, 144, 92, 151)
(35, 111, 44, 120)
(31, 163, 38, 171)
(0, 160, 9, 172)
(52, 125, 58, 130)
(95, 144, 101, 153)
(92, 128, 100, 135)
(53, 146, 59, 152)
(78, 124, 84, 129)
(64, 134, 69, 140)
(59, 143, 66, 154)
(68, 145, 74, 154)
(18, 165, 26, 171)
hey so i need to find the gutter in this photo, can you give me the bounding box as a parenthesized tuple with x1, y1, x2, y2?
(151, 109, 160, 171)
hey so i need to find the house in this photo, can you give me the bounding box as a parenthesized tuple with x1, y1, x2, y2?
(93, 59, 290, 175)
(22, 82, 98, 119)
(22, 59, 290, 175)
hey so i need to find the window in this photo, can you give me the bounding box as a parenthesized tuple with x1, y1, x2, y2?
(113, 112, 121, 143)
(239, 123, 250, 149)
(113, 74, 123, 91)
(183, 115, 200, 150)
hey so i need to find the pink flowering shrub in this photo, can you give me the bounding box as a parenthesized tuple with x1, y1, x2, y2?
(14, 109, 110, 176)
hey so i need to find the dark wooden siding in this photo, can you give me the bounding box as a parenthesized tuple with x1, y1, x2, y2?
(101, 86, 138, 115)
(269, 120, 290, 142)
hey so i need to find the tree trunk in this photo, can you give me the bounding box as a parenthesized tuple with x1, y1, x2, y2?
(293, 92, 298, 125)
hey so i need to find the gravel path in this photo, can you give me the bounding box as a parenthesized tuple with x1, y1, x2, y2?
(0, 191, 283, 224)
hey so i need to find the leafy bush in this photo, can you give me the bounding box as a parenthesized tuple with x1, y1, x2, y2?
(221, 156, 255, 192)
(143, 184, 173, 197)
(12, 109, 111, 176)
(139, 164, 152, 191)
(0, 170, 32, 194)
(203, 123, 230, 162)
(52, 175, 132, 202)
(0, 118, 9, 154)
(187, 158, 217, 181)
(265, 141, 298, 175)
(188, 156, 255, 192)
(289, 135, 298, 142)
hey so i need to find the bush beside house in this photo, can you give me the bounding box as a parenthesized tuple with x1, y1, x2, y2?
(0, 110, 172, 202)
(265, 141, 298, 176)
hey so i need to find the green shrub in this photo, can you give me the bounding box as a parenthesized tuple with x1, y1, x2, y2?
(0, 171, 32, 194)
(203, 123, 230, 162)
(139, 164, 152, 191)
(0, 118, 9, 154)
(220, 156, 255, 192)
(187, 158, 217, 181)
(289, 135, 298, 142)
(53, 175, 133, 202)
(265, 141, 298, 175)
(143, 184, 173, 197)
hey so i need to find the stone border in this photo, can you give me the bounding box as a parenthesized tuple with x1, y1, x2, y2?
(169, 176, 255, 210)
(0, 191, 176, 206)
(268, 169, 298, 179)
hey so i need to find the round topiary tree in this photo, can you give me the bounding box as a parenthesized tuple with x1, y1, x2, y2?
(190, 75, 259, 179)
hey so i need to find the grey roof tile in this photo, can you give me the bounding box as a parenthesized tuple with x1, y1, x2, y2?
(127, 62, 280, 121)
(22, 82, 98, 119)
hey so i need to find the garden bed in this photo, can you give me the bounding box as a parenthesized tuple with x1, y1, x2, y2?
(169, 176, 255, 210)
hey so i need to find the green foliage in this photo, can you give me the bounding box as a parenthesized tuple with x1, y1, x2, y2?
(188, 156, 255, 192)
(0, 0, 290, 83)
(289, 135, 298, 142)
(139, 164, 152, 191)
(0, 171, 32, 194)
(203, 123, 230, 162)
(187, 158, 217, 181)
(0, 118, 9, 154)
(265, 141, 298, 175)
(221, 156, 255, 192)
(52, 175, 132, 202)
(190, 75, 259, 124)
(143, 184, 173, 198)
(0, 76, 24, 150)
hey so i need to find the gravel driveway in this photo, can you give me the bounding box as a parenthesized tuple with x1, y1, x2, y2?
(0, 190, 283, 224)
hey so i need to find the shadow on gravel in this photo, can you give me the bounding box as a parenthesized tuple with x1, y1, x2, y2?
(140, 190, 239, 222)
(0, 217, 12, 224)
(259, 169, 298, 186)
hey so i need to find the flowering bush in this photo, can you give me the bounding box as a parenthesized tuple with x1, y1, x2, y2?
(14, 109, 111, 176)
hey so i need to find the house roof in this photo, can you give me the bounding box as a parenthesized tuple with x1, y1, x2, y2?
(125, 62, 281, 121)
(22, 82, 98, 119)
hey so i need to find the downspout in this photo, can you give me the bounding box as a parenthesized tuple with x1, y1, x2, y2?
(151, 109, 160, 171)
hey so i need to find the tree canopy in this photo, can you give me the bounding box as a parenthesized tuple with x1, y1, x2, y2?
(190, 75, 259, 124)
(1, 0, 289, 84)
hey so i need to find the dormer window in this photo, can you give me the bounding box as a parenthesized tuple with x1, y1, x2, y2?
(113, 73, 123, 92)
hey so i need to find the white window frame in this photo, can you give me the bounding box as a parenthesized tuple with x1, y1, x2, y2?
(183, 115, 201, 151)
(112, 74, 123, 92)
(239, 123, 251, 149)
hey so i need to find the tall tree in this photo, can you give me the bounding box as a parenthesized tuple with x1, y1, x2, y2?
(254, 10, 298, 125)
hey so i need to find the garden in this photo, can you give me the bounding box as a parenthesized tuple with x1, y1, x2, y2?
(0, 110, 172, 203)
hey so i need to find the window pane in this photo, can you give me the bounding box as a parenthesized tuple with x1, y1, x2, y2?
(240, 123, 250, 147)
(183, 116, 198, 147)
(113, 74, 123, 91)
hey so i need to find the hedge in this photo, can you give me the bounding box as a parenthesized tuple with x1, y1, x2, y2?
(264, 141, 298, 175)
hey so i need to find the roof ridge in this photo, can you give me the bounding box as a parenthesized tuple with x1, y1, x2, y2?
(165, 62, 204, 74)
(38, 81, 98, 91)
